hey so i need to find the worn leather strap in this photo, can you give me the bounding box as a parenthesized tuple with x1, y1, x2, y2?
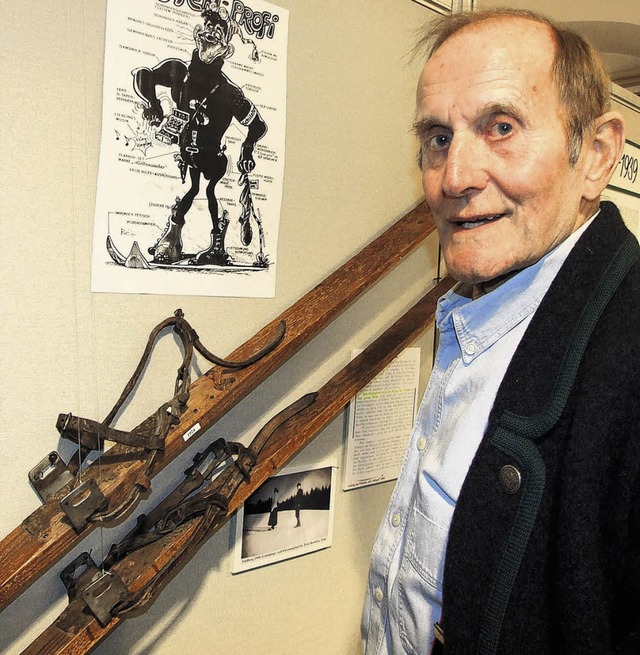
(62, 310, 286, 527)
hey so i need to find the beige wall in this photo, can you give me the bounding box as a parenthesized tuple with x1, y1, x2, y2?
(0, 1, 440, 654)
(478, 0, 639, 22)
(612, 85, 640, 139)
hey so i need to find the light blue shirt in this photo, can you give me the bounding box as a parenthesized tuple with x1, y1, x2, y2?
(361, 216, 596, 655)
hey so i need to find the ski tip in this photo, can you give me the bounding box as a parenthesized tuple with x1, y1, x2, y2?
(106, 235, 127, 265)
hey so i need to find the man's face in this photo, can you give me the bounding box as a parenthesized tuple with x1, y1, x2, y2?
(194, 16, 230, 64)
(416, 19, 594, 284)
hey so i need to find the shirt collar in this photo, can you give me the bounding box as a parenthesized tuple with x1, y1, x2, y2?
(435, 211, 599, 364)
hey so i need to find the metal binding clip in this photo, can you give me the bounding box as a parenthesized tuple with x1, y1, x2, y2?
(60, 478, 108, 531)
(82, 570, 129, 627)
(28, 451, 75, 503)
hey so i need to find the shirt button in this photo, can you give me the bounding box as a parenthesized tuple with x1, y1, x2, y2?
(499, 464, 522, 494)
(464, 342, 477, 356)
(374, 587, 384, 603)
(417, 436, 427, 451)
(391, 513, 401, 527)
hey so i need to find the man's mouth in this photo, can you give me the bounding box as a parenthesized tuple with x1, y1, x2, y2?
(453, 213, 506, 230)
(202, 32, 219, 45)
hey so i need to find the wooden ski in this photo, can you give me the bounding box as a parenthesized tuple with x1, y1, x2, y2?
(0, 202, 437, 612)
(21, 276, 454, 655)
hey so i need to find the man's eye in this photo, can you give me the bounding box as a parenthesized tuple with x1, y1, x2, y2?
(427, 134, 451, 150)
(492, 122, 513, 137)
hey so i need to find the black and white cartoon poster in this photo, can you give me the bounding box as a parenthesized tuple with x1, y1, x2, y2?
(91, 0, 288, 297)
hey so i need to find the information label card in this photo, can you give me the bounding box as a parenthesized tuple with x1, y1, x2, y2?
(343, 348, 420, 490)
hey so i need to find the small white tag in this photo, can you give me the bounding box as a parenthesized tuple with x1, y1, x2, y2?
(183, 423, 201, 442)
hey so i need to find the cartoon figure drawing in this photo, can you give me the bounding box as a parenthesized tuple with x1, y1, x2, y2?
(128, 0, 268, 267)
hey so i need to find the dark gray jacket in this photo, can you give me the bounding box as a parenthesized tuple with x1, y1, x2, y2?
(442, 202, 640, 654)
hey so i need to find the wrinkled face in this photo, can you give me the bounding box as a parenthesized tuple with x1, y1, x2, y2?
(194, 15, 231, 64)
(416, 19, 593, 284)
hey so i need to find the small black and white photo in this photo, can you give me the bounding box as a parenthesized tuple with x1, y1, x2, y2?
(232, 462, 336, 573)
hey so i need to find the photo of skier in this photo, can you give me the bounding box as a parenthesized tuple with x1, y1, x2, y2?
(232, 464, 336, 573)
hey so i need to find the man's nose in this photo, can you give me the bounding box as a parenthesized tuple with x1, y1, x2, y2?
(442, 134, 488, 198)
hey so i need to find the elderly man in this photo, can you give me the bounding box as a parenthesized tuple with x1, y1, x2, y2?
(362, 9, 639, 655)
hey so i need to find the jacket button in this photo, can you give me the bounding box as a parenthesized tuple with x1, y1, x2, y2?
(499, 464, 522, 494)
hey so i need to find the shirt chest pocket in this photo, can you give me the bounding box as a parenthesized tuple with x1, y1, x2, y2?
(405, 476, 455, 594)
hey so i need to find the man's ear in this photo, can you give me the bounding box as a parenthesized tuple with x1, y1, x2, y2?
(582, 111, 625, 201)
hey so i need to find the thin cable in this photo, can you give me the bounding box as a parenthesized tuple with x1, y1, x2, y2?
(63, 0, 84, 486)
(66, 0, 106, 567)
